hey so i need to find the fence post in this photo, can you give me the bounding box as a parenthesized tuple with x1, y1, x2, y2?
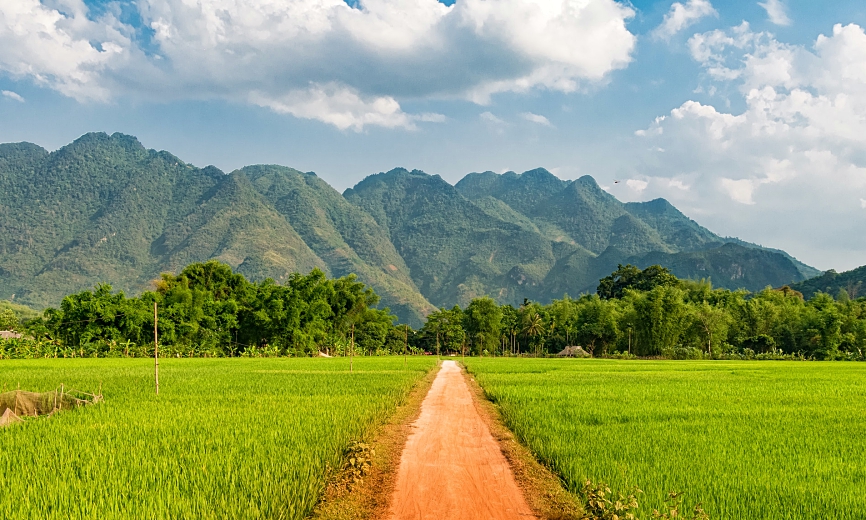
(154, 301, 159, 396)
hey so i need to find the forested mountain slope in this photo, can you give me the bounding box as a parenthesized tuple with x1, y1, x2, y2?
(0, 134, 430, 324)
(343, 168, 556, 307)
(1, 133, 819, 324)
(790, 264, 866, 299)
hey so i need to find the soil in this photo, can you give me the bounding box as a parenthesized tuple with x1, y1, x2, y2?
(462, 366, 584, 520)
(312, 364, 440, 520)
(386, 360, 536, 520)
(313, 359, 583, 520)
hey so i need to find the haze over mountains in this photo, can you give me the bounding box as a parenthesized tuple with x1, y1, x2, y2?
(1, 133, 822, 325)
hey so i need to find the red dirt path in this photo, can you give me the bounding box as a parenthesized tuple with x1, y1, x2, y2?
(387, 360, 536, 520)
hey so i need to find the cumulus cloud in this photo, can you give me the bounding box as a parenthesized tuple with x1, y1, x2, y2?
(0, 0, 133, 101)
(759, 0, 792, 26)
(520, 112, 553, 126)
(652, 0, 717, 40)
(0, 0, 637, 129)
(633, 23, 866, 269)
(1, 90, 24, 102)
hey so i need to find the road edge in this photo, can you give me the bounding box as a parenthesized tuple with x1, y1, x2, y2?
(311, 361, 441, 520)
(461, 363, 585, 520)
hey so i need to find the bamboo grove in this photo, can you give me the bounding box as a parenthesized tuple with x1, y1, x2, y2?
(1, 262, 865, 360)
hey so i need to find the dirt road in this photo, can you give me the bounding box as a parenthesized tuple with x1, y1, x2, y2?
(387, 360, 536, 520)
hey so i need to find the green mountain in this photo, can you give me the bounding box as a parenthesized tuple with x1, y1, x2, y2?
(452, 168, 813, 296)
(240, 165, 434, 321)
(1, 133, 820, 324)
(789, 265, 866, 299)
(0, 133, 431, 324)
(344, 168, 556, 307)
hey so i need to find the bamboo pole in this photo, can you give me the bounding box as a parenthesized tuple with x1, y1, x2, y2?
(350, 324, 354, 374)
(154, 301, 159, 396)
(404, 324, 408, 368)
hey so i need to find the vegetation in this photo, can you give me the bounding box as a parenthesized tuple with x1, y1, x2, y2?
(1, 261, 414, 359)
(0, 133, 429, 325)
(2, 133, 819, 324)
(411, 265, 865, 361)
(0, 300, 40, 326)
(0, 357, 436, 519)
(4, 262, 864, 361)
(464, 358, 866, 519)
(790, 264, 866, 300)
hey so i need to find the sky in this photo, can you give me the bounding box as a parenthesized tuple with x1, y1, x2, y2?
(1, 0, 865, 272)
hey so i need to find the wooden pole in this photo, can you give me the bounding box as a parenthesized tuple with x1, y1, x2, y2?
(404, 324, 408, 368)
(154, 301, 159, 396)
(350, 324, 354, 374)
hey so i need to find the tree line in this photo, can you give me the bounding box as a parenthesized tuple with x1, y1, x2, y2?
(2, 262, 864, 360)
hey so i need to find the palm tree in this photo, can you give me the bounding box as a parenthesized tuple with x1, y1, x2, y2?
(523, 313, 544, 357)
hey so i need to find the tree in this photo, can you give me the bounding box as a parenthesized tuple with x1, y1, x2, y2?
(630, 285, 688, 356)
(463, 297, 502, 355)
(420, 306, 465, 355)
(689, 301, 730, 355)
(0, 309, 19, 331)
(523, 312, 544, 356)
(574, 296, 619, 356)
(598, 264, 680, 300)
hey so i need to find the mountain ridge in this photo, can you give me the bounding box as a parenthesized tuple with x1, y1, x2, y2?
(0, 132, 821, 325)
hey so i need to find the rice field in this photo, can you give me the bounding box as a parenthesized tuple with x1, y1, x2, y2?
(0, 357, 437, 520)
(464, 358, 866, 519)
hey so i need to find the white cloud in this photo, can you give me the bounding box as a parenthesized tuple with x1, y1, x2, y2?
(861, 198, 866, 209)
(720, 178, 756, 204)
(0, 0, 637, 129)
(634, 23, 866, 269)
(652, 0, 717, 40)
(479, 111, 506, 125)
(759, 0, 792, 26)
(249, 84, 444, 131)
(0, 0, 133, 101)
(626, 179, 648, 191)
(1, 90, 24, 102)
(520, 112, 553, 126)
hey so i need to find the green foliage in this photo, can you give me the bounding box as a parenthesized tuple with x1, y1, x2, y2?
(0, 309, 18, 331)
(579, 481, 641, 520)
(465, 359, 866, 519)
(598, 264, 680, 300)
(0, 357, 437, 519)
(0, 300, 40, 323)
(790, 264, 866, 300)
(3, 261, 404, 358)
(408, 267, 866, 361)
(463, 296, 502, 355)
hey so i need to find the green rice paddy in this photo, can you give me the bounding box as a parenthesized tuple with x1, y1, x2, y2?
(464, 358, 866, 519)
(0, 357, 437, 519)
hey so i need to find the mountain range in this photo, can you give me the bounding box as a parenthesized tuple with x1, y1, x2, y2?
(0, 132, 823, 325)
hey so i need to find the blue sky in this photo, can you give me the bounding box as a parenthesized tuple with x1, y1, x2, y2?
(1, 0, 865, 271)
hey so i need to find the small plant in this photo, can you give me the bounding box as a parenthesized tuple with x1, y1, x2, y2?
(651, 491, 709, 520)
(342, 440, 375, 486)
(579, 480, 641, 520)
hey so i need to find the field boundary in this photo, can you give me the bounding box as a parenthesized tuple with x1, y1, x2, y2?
(462, 363, 584, 520)
(311, 361, 441, 520)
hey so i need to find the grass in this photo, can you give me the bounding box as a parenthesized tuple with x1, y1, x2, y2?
(0, 356, 437, 520)
(463, 358, 866, 519)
